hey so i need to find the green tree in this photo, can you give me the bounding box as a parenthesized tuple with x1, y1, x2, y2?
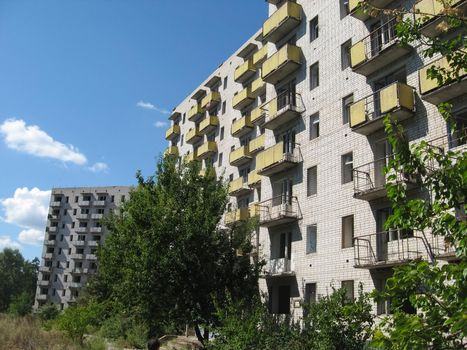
(87, 157, 261, 345)
(0, 248, 39, 313)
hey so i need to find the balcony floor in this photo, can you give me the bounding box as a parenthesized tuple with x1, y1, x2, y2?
(259, 215, 298, 228)
(264, 108, 302, 130)
(229, 187, 253, 197)
(263, 61, 301, 85)
(354, 186, 387, 201)
(353, 43, 411, 76)
(264, 18, 301, 43)
(230, 156, 252, 167)
(257, 160, 299, 176)
(420, 1, 467, 38)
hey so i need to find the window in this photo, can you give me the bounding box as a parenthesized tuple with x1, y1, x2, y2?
(97, 208, 105, 214)
(111, 195, 115, 203)
(79, 222, 87, 228)
(342, 215, 354, 248)
(340, 0, 350, 18)
(98, 195, 106, 201)
(307, 166, 318, 196)
(304, 283, 317, 305)
(229, 174, 234, 182)
(74, 196, 78, 203)
(310, 113, 320, 140)
(121, 195, 126, 202)
(342, 94, 353, 124)
(62, 290, 66, 296)
(341, 280, 354, 301)
(78, 235, 86, 241)
(64, 275, 68, 282)
(83, 195, 91, 201)
(218, 153, 223, 167)
(60, 234, 64, 241)
(77, 248, 84, 254)
(56, 261, 60, 268)
(70, 235, 73, 241)
(66, 261, 70, 268)
(58, 248, 62, 255)
(71, 222, 75, 228)
(341, 39, 352, 70)
(222, 101, 226, 114)
(306, 224, 317, 254)
(65, 196, 69, 203)
(310, 16, 319, 41)
(182, 113, 186, 124)
(223, 76, 228, 90)
(73, 209, 77, 215)
(181, 135, 184, 146)
(220, 126, 225, 140)
(310, 62, 319, 90)
(341, 152, 353, 184)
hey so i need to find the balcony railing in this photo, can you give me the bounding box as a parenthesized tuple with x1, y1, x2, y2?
(249, 134, 265, 154)
(169, 111, 181, 121)
(93, 200, 105, 206)
(185, 151, 198, 163)
(234, 59, 256, 83)
(200, 91, 221, 110)
(165, 124, 180, 141)
(48, 227, 58, 232)
(418, 56, 467, 104)
(349, 0, 396, 21)
(231, 115, 254, 137)
(350, 18, 411, 76)
(197, 141, 217, 159)
(414, 0, 467, 38)
(263, 1, 302, 43)
(256, 142, 301, 176)
(186, 127, 202, 144)
(354, 230, 454, 268)
(349, 82, 415, 135)
(78, 200, 90, 206)
(199, 116, 219, 135)
(187, 104, 204, 121)
(251, 77, 266, 97)
(224, 207, 250, 225)
(263, 91, 305, 130)
(228, 177, 252, 196)
(247, 170, 262, 187)
(44, 240, 56, 246)
(90, 227, 103, 233)
(262, 44, 302, 84)
(251, 104, 267, 124)
(39, 266, 51, 273)
(50, 201, 61, 208)
(258, 196, 302, 227)
(76, 214, 89, 220)
(252, 45, 268, 67)
(91, 213, 103, 219)
(426, 134, 467, 173)
(232, 86, 255, 110)
(265, 258, 294, 277)
(230, 145, 252, 167)
(353, 155, 418, 200)
(165, 146, 179, 157)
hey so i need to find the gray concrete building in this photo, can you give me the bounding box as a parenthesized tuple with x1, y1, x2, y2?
(166, 0, 465, 318)
(34, 186, 131, 310)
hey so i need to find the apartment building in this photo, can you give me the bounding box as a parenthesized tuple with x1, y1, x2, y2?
(34, 186, 131, 310)
(166, 0, 466, 317)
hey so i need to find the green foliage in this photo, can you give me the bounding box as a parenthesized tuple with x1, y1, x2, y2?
(0, 248, 38, 314)
(87, 157, 261, 342)
(36, 303, 60, 322)
(8, 291, 33, 316)
(208, 288, 374, 350)
(54, 301, 104, 345)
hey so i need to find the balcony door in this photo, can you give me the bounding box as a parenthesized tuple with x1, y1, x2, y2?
(374, 139, 392, 189)
(376, 208, 392, 262)
(278, 285, 291, 315)
(281, 130, 296, 154)
(277, 80, 296, 110)
(370, 18, 396, 58)
(278, 232, 292, 260)
(281, 178, 293, 205)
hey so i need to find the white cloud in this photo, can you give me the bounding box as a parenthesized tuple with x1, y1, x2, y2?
(1, 187, 51, 231)
(89, 162, 109, 173)
(154, 121, 168, 128)
(18, 229, 44, 246)
(0, 119, 87, 165)
(136, 101, 170, 114)
(0, 236, 21, 250)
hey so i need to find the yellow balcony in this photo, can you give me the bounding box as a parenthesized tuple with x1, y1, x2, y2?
(263, 2, 302, 43)
(225, 207, 250, 225)
(200, 91, 221, 110)
(251, 104, 267, 124)
(252, 45, 268, 67)
(228, 177, 252, 196)
(251, 77, 266, 97)
(187, 104, 204, 121)
(349, 0, 395, 21)
(232, 87, 255, 110)
(262, 44, 302, 84)
(263, 92, 305, 130)
(248, 170, 261, 187)
(231, 115, 254, 138)
(230, 145, 252, 167)
(199, 167, 216, 177)
(350, 18, 411, 76)
(419, 57, 467, 104)
(197, 141, 217, 159)
(165, 125, 180, 141)
(256, 142, 301, 176)
(234, 59, 256, 84)
(186, 127, 202, 144)
(350, 82, 415, 135)
(199, 116, 219, 135)
(415, 0, 466, 38)
(164, 146, 179, 157)
(185, 151, 198, 163)
(249, 134, 265, 154)
(249, 202, 260, 217)
(169, 111, 181, 121)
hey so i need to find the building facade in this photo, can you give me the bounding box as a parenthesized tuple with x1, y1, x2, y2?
(166, 0, 465, 317)
(34, 186, 131, 310)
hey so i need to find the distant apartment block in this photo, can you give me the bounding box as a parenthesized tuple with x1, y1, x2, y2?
(34, 186, 131, 310)
(165, 0, 465, 318)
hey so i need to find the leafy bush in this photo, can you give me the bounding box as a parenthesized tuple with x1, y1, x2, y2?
(8, 291, 33, 316)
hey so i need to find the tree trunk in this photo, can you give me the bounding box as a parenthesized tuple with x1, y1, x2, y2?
(194, 323, 205, 347)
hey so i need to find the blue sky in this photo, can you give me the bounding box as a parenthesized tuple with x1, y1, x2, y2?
(0, 0, 266, 260)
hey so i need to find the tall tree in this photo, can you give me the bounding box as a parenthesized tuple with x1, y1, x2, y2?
(87, 157, 261, 344)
